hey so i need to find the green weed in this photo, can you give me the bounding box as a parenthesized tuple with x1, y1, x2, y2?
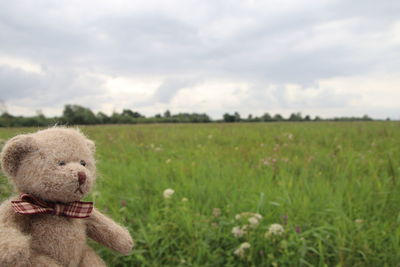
(0, 122, 399, 266)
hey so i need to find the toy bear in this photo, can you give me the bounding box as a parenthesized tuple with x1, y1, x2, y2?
(0, 127, 133, 267)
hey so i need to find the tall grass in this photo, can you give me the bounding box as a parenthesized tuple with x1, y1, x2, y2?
(0, 122, 399, 266)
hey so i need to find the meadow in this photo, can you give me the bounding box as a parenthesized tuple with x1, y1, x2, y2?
(0, 122, 399, 266)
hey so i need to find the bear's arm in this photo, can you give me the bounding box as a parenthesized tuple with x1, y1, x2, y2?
(86, 208, 133, 255)
(0, 198, 32, 266)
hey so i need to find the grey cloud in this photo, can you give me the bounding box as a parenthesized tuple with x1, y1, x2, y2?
(0, 66, 43, 98)
(332, 0, 400, 21)
(85, 5, 397, 86)
(0, 0, 399, 117)
(1, 0, 398, 81)
(0, 65, 107, 110)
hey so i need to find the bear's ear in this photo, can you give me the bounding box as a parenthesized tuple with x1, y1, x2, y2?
(86, 139, 96, 154)
(0, 134, 38, 177)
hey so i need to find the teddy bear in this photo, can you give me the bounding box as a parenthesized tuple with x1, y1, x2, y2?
(0, 127, 134, 267)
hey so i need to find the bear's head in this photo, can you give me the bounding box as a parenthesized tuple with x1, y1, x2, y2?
(0, 127, 96, 203)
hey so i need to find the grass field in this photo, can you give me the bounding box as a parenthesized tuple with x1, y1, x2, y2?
(0, 122, 399, 266)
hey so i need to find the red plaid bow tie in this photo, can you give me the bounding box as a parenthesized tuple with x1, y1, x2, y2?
(11, 194, 93, 219)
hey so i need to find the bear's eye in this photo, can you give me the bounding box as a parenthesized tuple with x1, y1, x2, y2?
(59, 161, 66, 166)
(80, 160, 87, 167)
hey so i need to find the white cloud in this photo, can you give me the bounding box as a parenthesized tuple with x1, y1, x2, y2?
(0, 56, 42, 74)
(0, 0, 399, 119)
(320, 74, 400, 109)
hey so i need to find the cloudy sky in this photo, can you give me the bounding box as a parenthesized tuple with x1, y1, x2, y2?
(0, 0, 399, 119)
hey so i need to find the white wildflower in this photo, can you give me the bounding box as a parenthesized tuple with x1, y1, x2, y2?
(248, 217, 259, 226)
(163, 189, 175, 199)
(212, 208, 221, 218)
(231, 226, 246, 238)
(236, 212, 262, 220)
(262, 159, 271, 166)
(240, 242, 251, 249)
(265, 223, 284, 237)
(263, 157, 277, 166)
(181, 197, 188, 202)
(355, 219, 364, 224)
(253, 213, 263, 220)
(234, 242, 251, 257)
(233, 248, 243, 257)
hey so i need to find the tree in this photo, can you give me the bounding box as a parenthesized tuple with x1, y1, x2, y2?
(362, 114, 372, 121)
(234, 112, 241, 122)
(96, 112, 110, 124)
(314, 116, 322, 121)
(289, 112, 303, 121)
(0, 112, 14, 127)
(261, 112, 272, 122)
(122, 109, 144, 118)
(273, 114, 284, 121)
(164, 110, 171, 118)
(62, 105, 98, 125)
(223, 113, 235, 122)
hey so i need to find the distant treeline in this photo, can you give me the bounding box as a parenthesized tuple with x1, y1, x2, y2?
(0, 104, 377, 127)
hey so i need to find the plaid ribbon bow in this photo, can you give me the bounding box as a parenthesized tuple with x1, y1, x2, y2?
(11, 194, 93, 219)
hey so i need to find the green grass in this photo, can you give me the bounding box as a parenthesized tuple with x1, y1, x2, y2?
(0, 122, 399, 266)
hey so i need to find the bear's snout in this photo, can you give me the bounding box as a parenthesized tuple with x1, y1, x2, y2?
(78, 172, 87, 185)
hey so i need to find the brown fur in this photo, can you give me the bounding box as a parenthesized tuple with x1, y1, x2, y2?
(0, 127, 133, 266)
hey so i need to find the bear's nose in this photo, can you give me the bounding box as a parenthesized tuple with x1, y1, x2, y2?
(78, 172, 87, 185)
